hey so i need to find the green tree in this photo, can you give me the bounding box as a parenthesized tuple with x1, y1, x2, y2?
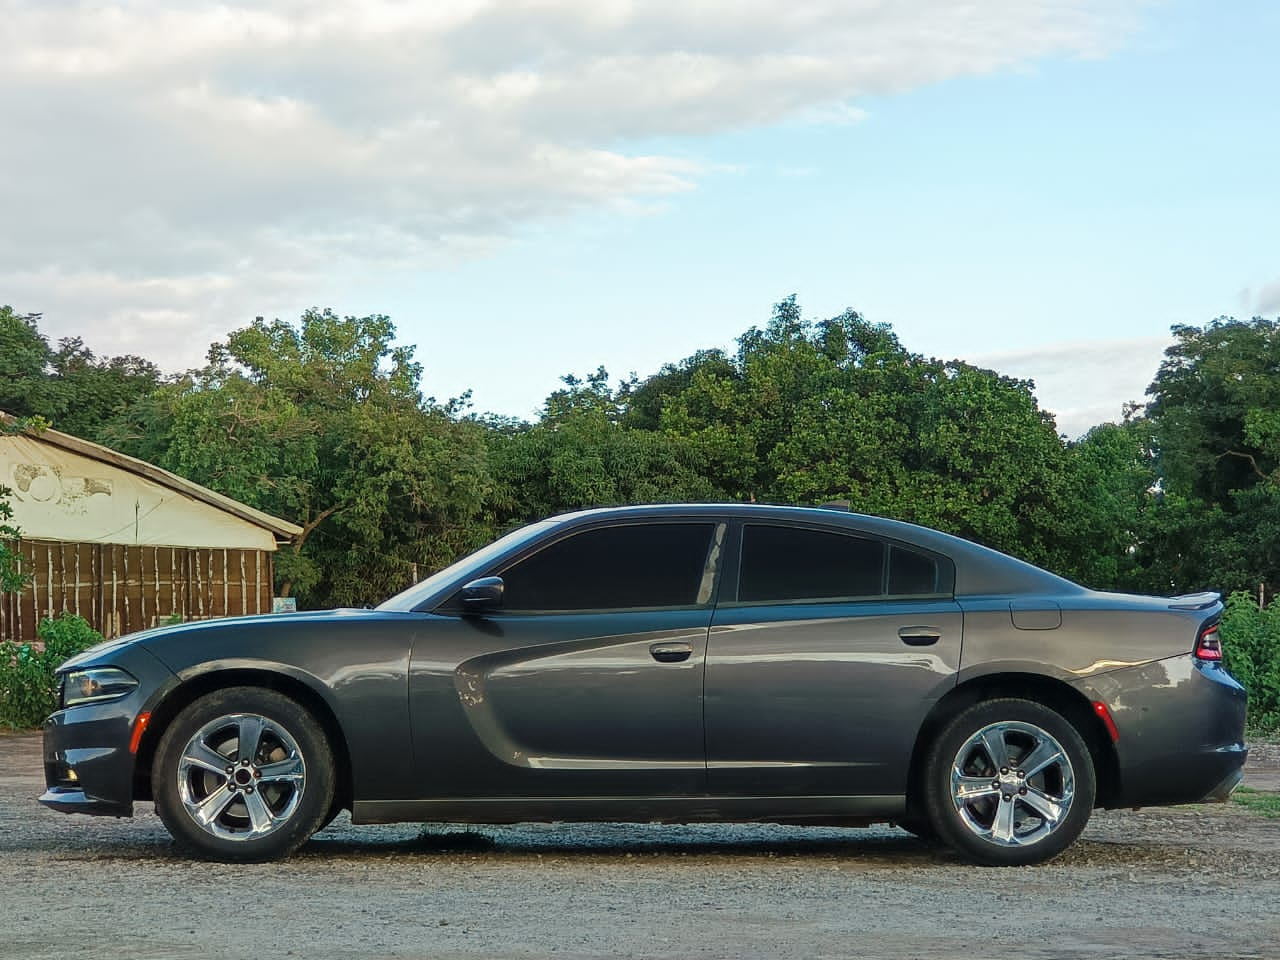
(45, 337, 161, 439)
(0, 485, 26, 596)
(107, 310, 493, 608)
(488, 368, 725, 525)
(0, 415, 41, 597)
(1066, 417, 1158, 591)
(0, 306, 160, 440)
(1144, 316, 1280, 597)
(0, 307, 53, 419)
(632, 297, 1104, 581)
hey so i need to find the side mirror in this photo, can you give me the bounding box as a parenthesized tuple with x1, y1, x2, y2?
(459, 576, 504, 614)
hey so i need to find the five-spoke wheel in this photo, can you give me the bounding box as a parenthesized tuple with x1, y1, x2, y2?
(153, 687, 335, 862)
(925, 699, 1095, 866)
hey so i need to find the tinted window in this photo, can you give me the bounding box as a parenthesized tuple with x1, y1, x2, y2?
(738, 525, 884, 603)
(499, 523, 716, 611)
(888, 545, 941, 595)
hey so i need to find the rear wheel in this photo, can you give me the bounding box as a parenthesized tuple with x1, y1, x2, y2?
(895, 816, 939, 844)
(152, 687, 335, 862)
(924, 698, 1095, 866)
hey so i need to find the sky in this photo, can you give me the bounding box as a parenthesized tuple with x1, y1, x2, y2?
(4, 0, 1277, 439)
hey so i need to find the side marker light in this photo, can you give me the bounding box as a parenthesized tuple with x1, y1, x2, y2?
(1092, 700, 1120, 743)
(130, 712, 152, 755)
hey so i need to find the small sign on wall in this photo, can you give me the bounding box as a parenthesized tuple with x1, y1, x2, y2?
(272, 597, 298, 614)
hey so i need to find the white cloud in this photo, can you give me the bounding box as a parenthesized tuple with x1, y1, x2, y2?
(1, 0, 1145, 367)
(1253, 280, 1280, 316)
(966, 336, 1172, 440)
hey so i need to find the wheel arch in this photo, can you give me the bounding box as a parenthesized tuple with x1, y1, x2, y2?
(906, 671, 1120, 815)
(132, 667, 354, 813)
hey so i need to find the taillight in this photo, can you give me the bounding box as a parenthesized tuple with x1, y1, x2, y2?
(1194, 623, 1223, 662)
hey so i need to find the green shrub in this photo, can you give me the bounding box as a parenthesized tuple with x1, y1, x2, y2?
(0, 613, 102, 729)
(1220, 591, 1280, 734)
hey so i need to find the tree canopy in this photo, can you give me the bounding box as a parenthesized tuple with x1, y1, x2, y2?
(104, 310, 492, 607)
(1140, 317, 1280, 599)
(0, 305, 160, 440)
(5, 300, 1279, 608)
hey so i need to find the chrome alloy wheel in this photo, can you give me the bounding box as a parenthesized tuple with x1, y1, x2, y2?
(949, 720, 1075, 848)
(176, 713, 307, 842)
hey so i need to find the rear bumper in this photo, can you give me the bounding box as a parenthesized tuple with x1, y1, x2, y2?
(1201, 765, 1245, 803)
(1072, 653, 1248, 809)
(1118, 743, 1248, 807)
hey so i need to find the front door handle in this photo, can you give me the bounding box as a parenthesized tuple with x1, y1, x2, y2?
(650, 641, 693, 663)
(898, 626, 941, 646)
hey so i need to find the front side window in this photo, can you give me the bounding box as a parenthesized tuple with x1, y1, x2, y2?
(498, 523, 718, 612)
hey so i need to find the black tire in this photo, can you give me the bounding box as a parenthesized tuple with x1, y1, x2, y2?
(152, 686, 336, 862)
(317, 799, 346, 832)
(923, 698, 1095, 866)
(895, 816, 940, 844)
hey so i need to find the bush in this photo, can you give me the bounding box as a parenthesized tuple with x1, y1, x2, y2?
(1220, 591, 1280, 734)
(0, 613, 102, 729)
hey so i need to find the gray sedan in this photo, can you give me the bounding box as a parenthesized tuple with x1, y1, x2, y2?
(40, 504, 1247, 865)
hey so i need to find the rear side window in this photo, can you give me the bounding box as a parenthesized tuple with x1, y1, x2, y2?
(738, 525, 884, 602)
(499, 523, 717, 611)
(737, 525, 952, 603)
(888, 545, 942, 595)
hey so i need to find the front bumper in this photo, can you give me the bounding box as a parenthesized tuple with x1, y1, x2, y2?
(42, 708, 139, 816)
(39, 785, 132, 818)
(39, 644, 176, 818)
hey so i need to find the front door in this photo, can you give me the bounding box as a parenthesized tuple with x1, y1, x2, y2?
(409, 520, 724, 799)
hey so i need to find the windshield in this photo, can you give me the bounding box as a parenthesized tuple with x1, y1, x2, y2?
(376, 519, 558, 612)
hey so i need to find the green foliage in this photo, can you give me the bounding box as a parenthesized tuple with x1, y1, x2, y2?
(0, 306, 51, 413)
(1066, 419, 1156, 590)
(1144, 317, 1280, 597)
(0, 614, 101, 729)
(487, 368, 726, 525)
(0, 485, 26, 594)
(625, 297, 1103, 580)
(106, 309, 493, 608)
(1232, 787, 1280, 818)
(0, 414, 42, 595)
(0, 305, 160, 440)
(1220, 592, 1280, 733)
(8, 295, 1276, 618)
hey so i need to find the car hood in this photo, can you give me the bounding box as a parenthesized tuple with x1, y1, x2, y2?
(58, 608, 395, 672)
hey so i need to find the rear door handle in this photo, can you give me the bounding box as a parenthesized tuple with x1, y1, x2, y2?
(898, 626, 941, 646)
(649, 641, 693, 663)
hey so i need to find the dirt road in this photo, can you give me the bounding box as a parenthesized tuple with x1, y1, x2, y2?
(2, 731, 1279, 960)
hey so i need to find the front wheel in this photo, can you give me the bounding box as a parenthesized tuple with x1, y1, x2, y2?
(152, 687, 336, 862)
(923, 698, 1095, 866)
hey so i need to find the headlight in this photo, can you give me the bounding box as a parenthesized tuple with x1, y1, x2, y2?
(61, 667, 139, 707)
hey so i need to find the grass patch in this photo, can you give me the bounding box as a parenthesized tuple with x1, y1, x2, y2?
(1233, 786, 1280, 818)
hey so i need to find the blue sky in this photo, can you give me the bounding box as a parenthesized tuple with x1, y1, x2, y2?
(6, 0, 1277, 438)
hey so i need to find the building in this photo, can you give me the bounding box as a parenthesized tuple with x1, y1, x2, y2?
(0, 418, 301, 641)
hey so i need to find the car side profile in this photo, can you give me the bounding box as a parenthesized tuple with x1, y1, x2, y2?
(40, 504, 1248, 865)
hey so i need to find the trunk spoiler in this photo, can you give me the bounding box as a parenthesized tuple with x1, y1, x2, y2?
(1167, 591, 1222, 611)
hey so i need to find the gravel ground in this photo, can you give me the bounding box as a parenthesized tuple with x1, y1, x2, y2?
(3, 731, 1279, 960)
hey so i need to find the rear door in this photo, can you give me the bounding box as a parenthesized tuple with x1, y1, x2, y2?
(704, 521, 962, 798)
